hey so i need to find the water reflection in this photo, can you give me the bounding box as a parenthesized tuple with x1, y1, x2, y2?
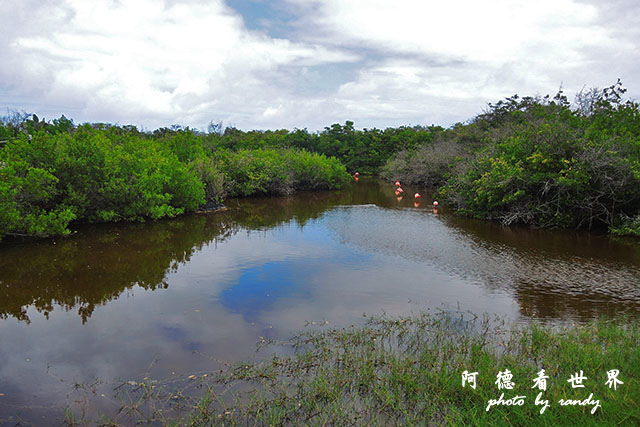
(0, 190, 355, 324)
(1, 177, 639, 424)
(220, 260, 311, 322)
(440, 216, 640, 320)
(0, 216, 236, 323)
(1, 178, 639, 326)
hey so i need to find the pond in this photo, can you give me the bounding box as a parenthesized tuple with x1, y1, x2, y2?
(1, 177, 639, 424)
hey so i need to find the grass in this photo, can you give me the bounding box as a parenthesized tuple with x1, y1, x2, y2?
(65, 311, 640, 426)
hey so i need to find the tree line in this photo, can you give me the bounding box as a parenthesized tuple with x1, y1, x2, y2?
(2, 80, 639, 238)
(382, 80, 640, 237)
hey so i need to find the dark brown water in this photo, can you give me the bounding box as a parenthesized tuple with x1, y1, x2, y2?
(1, 177, 639, 424)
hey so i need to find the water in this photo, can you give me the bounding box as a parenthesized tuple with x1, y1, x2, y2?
(1, 177, 639, 423)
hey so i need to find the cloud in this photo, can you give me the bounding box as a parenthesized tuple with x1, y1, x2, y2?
(0, 0, 357, 129)
(291, 0, 608, 60)
(277, 0, 640, 127)
(290, 0, 635, 89)
(0, 0, 638, 130)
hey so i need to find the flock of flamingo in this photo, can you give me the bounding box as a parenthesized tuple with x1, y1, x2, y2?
(353, 172, 438, 212)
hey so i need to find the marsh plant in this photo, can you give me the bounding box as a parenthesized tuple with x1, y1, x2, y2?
(3, 80, 639, 239)
(383, 81, 640, 236)
(0, 123, 350, 240)
(65, 311, 639, 426)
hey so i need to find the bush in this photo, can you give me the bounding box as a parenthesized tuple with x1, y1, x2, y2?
(0, 126, 206, 238)
(213, 148, 350, 197)
(288, 149, 351, 190)
(380, 139, 466, 188)
(443, 88, 640, 229)
(385, 82, 640, 233)
(0, 158, 76, 239)
(610, 215, 640, 237)
(0, 123, 351, 239)
(190, 156, 225, 205)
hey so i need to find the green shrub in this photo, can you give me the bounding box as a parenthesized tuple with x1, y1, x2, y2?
(610, 215, 640, 237)
(52, 126, 205, 222)
(213, 148, 350, 197)
(0, 157, 76, 239)
(0, 126, 206, 238)
(289, 149, 351, 190)
(190, 156, 225, 204)
(0, 123, 351, 240)
(386, 82, 640, 233)
(380, 139, 466, 187)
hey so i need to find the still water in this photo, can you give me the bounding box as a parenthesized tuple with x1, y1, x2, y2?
(1, 178, 639, 423)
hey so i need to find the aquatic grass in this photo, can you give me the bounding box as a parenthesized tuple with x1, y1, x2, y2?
(65, 311, 640, 426)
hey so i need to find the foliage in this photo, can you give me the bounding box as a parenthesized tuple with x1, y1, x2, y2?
(380, 138, 467, 188)
(190, 156, 225, 205)
(0, 115, 352, 240)
(384, 81, 640, 233)
(610, 215, 640, 237)
(4, 80, 639, 237)
(0, 127, 205, 240)
(214, 148, 350, 197)
(0, 159, 75, 238)
(203, 121, 441, 175)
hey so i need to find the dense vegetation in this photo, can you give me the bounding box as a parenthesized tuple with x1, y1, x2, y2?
(204, 120, 440, 175)
(66, 312, 640, 425)
(382, 81, 640, 236)
(3, 80, 639, 239)
(0, 116, 351, 240)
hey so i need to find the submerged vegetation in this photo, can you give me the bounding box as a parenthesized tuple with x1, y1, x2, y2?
(2, 80, 640, 239)
(65, 311, 640, 425)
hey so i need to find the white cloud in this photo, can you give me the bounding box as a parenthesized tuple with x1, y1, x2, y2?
(0, 0, 357, 128)
(278, 0, 640, 127)
(0, 0, 638, 130)
(288, 0, 614, 59)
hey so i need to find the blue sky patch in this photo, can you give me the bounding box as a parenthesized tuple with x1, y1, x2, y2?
(226, 0, 297, 38)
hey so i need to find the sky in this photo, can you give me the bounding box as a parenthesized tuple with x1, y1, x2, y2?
(0, 0, 638, 131)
